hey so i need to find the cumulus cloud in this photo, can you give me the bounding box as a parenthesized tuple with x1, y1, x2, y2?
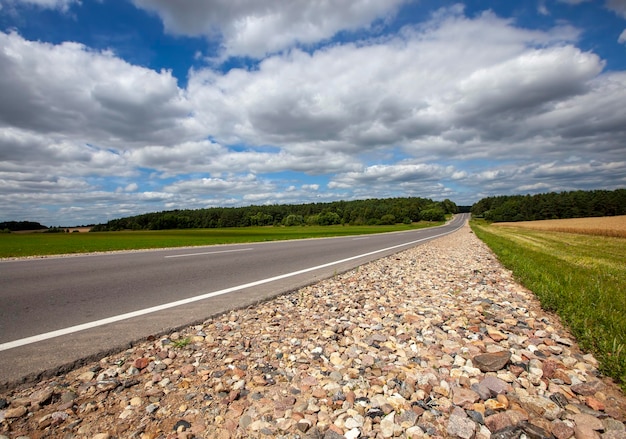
(0, 32, 197, 149)
(619, 29, 626, 43)
(187, 9, 602, 164)
(0, 0, 78, 11)
(131, 0, 408, 58)
(606, 0, 626, 18)
(1, 5, 626, 224)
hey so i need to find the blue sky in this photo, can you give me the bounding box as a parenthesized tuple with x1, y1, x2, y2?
(1, 0, 625, 226)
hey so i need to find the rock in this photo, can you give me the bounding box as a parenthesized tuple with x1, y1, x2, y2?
(4, 406, 27, 419)
(296, 419, 312, 432)
(519, 395, 562, 420)
(380, 412, 396, 438)
(406, 426, 426, 437)
(472, 382, 493, 400)
(573, 424, 601, 439)
(447, 407, 477, 439)
(603, 418, 625, 433)
(345, 415, 364, 429)
(480, 375, 510, 396)
(453, 387, 480, 406)
(584, 396, 605, 412)
(29, 388, 53, 406)
(552, 420, 575, 439)
(134, 357, 150, 370)
(173, 419, 192, 432)
(490, 426, 524, 439)
(485, 412, 515, 432)
(473, 351, 512, 372)
(572, 413, 603, 431)
(322, 430, 342, 439)
(519, 421, 552, 439)
(467, 410, 485, 425)
(571, 381, 604, 396)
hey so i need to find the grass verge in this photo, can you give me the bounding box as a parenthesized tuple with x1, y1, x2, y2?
(471, 220, 626, 390)
(0, 222, 443, 258)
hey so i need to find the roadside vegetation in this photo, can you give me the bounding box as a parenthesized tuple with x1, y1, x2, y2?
(471, 188, 625, 222)
(471, 218, 626, 390)
(0, 221, 444, 258)
(91, 197, 457, 231)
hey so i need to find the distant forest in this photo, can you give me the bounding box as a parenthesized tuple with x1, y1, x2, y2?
(91, 197, 458, 231)
(0, 221, 47, 232)
(471, 189, 626, 222)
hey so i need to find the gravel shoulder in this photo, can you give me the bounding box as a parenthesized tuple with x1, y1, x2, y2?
(1, 223, 624, 439)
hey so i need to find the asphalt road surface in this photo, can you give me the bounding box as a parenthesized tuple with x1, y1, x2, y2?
(0, 214, 467, 389)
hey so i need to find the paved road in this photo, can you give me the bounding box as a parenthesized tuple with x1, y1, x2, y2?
(0, 214, 467, 389)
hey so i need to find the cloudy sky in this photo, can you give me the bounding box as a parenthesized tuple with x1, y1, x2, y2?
(1, 0, 625, 226)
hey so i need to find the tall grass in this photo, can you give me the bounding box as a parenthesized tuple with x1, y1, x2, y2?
(471, 221, 626, 390)
(494, 215, 626, 238)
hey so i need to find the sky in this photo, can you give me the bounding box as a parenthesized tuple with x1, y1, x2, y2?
(1, 0, 625, 226)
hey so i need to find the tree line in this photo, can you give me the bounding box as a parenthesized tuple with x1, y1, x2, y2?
(91, 197, 458, 231)
(470, 189, 626, 222)
(0, 221, 47, 232)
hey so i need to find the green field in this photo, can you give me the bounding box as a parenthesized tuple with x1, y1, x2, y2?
(0, 222, 442, 258)
(471, 220, 626, 390)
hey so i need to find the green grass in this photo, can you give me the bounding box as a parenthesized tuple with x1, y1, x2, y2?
(0, 222, 443, 258)
(471, 220, 626, 390)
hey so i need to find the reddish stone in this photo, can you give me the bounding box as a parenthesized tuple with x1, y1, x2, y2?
(179, 364, 195, 376)
(553, 369, 572, 384)
(509, 364, 525, 376)
(134, 357, 150, 370)
(485, 412, 514, 432)
(585, 396, 605, 412)
(551, 420, 575, 439)
(328, 424, 344, 435)
(346, 391, 356, 405)
(542, 359, 560, 379)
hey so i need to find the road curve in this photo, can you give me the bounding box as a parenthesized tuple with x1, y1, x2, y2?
(0, 214, 467, 389)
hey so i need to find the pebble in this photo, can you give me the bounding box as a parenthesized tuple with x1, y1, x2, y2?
(1, 223, 625, 438)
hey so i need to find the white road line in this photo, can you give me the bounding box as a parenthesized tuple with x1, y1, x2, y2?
(164, 248, 253, 258)
(0, 220, 465, 352)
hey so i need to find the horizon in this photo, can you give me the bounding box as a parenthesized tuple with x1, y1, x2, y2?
(1, 0, 625, 225)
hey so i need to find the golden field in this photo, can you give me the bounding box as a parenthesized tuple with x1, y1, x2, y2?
(493, 215, 626, 238)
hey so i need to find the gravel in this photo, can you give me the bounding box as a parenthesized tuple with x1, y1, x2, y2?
(1, 223, 624, 438)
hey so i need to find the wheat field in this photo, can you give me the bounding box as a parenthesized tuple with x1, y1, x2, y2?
(493, 215, 626, 238)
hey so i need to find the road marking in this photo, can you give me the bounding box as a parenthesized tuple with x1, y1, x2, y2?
(164, 248, 253, 258)
(0, 219, 465, 352)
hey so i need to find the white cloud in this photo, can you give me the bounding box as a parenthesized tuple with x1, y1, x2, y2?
(619, 29, 626, 43)
(606, 0, 626, 18)
(0, 0, 77, 11)
(1, 6, 626, 224)
(0, 32, 198, 149)
(131, 0, 409, 59)
(187, 10, 597, 163)
(329, 163, 461, 189)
